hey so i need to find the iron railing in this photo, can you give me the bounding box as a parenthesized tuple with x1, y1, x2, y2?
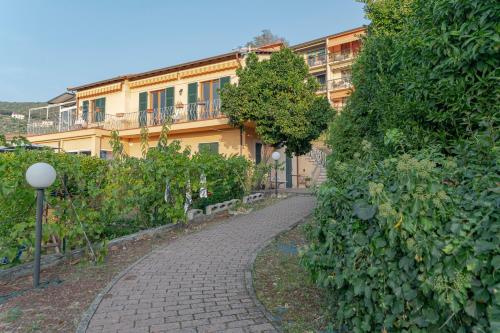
(329, 77, 353, 91)
(27, 99, 224, 135)
(307, 147, 328, 168)
(317, 82, 327, 93)
(329, 51, 354, 63)
(307, 53, 327, 67)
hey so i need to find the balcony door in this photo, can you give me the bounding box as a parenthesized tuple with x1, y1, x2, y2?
(151, 90, 166, 125)
(201, 80, 220, 119)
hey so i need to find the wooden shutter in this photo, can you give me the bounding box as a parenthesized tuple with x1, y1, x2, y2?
(82, 101, 89, 121)
(95, 98, 106, 122)
(187, 83, 198, 104)
(139, 92, 148, 110)
(138, 92, 148, 126)
(165, 87, 174, 107)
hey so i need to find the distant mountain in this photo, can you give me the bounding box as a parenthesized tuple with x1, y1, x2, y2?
(0, 101, 47, 135)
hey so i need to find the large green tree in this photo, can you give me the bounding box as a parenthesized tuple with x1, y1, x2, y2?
(221, 48, 334, 156)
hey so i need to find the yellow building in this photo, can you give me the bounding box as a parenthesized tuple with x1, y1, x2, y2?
(27, 26, 365, 188)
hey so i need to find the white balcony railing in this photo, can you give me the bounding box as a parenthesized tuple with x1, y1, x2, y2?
(27, 99, 224, 135)
(329, 78, 353, 91)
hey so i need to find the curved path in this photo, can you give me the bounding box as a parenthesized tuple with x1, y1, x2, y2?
(82, 195, 315, 333)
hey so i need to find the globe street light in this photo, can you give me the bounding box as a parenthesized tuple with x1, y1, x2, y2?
(271, 151, 281, 196)
(25, 162, 56, 288)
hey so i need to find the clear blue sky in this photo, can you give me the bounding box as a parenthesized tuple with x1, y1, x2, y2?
(0, 0, 368, 102)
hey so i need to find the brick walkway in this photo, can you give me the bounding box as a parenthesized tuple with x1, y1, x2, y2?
(83, 195, 315, 333)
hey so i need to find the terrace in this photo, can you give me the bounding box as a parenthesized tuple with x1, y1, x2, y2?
(27, 99, 224, 135)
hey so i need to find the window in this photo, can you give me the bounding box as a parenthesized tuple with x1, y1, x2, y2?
(150, 89, 166, 125)
(314, 73, 326, 91)
(100, 150, 113, 160)
(199, 76, 230, 118)
(93, 97, 106, 122)
(198, 142, 219, 154)
(307, 49, 326, 66)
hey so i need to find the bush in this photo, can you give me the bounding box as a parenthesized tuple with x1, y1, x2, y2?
(329, 0, 499, 160)
(0, 141, 250, 266)
(301, 133, 499, 332)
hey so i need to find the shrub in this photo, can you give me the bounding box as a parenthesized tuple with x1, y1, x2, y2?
(301, 133, 499, 332)
(0, 141, 250, 266)
(329, 0, 499, 160)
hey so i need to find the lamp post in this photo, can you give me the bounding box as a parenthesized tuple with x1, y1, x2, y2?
(271, 151, 281, 196)
(25, 162, 56, 288)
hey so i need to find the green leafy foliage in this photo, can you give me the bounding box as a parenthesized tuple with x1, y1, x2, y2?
(303, 0, 500, 331)
(221, 49, 334, 156)
(302, 135, 499, 332)
(0, 138, 250, 266)
(330, 0, 499, 160)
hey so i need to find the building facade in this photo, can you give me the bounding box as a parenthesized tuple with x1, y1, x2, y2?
(26, 26, 365, 187)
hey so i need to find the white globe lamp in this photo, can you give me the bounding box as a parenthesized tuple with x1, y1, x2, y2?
(271, 151, 281, 161)
(26, 162, 56, 189)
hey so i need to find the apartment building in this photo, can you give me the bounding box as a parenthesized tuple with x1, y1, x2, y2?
(26, 26, 365, 187)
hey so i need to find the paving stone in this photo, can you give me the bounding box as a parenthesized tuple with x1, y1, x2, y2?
(84, 196, 314, 332)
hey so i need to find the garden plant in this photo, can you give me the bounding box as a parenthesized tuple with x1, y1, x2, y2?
(0, 125, 250, 267)
(302, 0, 499, 332)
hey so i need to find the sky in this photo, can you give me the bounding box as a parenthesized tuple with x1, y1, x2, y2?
(0, 0, 368, 102)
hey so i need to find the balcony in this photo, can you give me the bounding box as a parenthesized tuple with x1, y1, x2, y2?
(27, 99, 224, 135)
(307, 54, 327, 67)
(317, 82, 327, 93)
(329, 51, 354, 63)
(329, 77, 353, 91)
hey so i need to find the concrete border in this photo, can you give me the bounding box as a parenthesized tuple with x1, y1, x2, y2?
(244, 212, 313, 333)
(0, 223, 179, 281)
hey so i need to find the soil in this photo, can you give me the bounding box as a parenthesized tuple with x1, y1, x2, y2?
(253, 220, 328, 333)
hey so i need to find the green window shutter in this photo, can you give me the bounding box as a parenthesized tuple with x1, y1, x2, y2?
(188, 83, 198, 104)
(82, 101, 89, 121)
(95, 97, 106, 122)
(199, 142, 219, 154)
(220, 76, 230, 89)
(165, 87, 174, 108)
(138, 92, 148, 126)
(139, 92, 148, 111)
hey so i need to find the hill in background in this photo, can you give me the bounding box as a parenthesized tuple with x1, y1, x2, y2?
(0, 101, 47, 135)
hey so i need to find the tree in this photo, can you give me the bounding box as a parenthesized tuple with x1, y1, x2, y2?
(221, 48, 334, 156)
(246, 29, 287, 48)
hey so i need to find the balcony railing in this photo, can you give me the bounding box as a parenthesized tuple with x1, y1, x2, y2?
(27, 99, 224, 135)
(307, 54, 327, 67)
(329, 77, 353, 91)
(317, 82, 327, 93)
(329, 51, 354, 63)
